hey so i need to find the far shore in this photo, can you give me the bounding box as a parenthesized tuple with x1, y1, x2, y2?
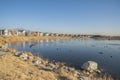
(0, 48, 114, 80)
(0, 36, 71, 44)
(90, 35, 120, 40)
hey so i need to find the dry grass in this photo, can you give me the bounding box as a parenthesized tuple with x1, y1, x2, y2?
(0, 36, 70, 43)
(0, 51, 115, 80)
(0, 36, 116, 80)
(0, 53, 57, 80)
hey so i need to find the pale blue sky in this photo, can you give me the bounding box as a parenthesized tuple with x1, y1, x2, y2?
(0, 0, 120, 35)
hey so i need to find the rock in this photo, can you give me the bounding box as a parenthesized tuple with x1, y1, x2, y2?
(0, 45, 2, 48)
(73, 71, 79, 77)
(63, 66, 68, 69)
(0, 43, 8, 49)
(68, 67, 75, 72)
(28, 56, 33, 60)
(62, 66, 69, 72)
(14, 52, 22, 56)
(33, 60, 41, 66)
(79, 76, 91, 80)
(86, 72, 90, 75)
(19, 54, 28, 60)
(46, 63, 56, 68)
(81, 61, 98, 72)
(96, 69, 101, 73)
(53, 67, 61, 72)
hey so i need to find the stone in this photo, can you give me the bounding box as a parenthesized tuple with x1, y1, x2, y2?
(63, 66, 68, 70)
(0, 44, 7, 49)
(81, 61, 98, 72)
(73, 71, 79, 77)
(62, 66, 69, 72)
(96, 69, 101, 73)
(19, 54, 28, 60)
(28, 56, 33, 60)
(68, 67, 75, 72)
(14, 52, 22, 56)
(53, 67, 61, 72)
(34, 60, 41, 66)
(79, 76, 91, 80)
(46, 63, 56, 68)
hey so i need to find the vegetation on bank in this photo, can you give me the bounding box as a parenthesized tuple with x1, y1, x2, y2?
(0, 35, 117, 80)
(0, 48, 114, 80)
(0, 36, 71, 42)
(90, 35, 120, 40)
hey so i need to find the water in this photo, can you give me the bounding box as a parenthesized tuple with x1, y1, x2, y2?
(8, 38, 120, 77)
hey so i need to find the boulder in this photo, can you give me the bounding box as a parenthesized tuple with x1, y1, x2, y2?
(46, 63, 56, 68)
(14, 52, 22, 56)
(53, 67, 61, 72)
(0, 43, 8, 49)
(33, 60, 41, 66)
(81, 61, 98, 72)
(73, 71, 79, 77)
(79, 76, 91, 80)
(62, 66, 69, 72)
(19, 54, 28, 60)
(28, 56, 33, 60)
(68, 67, 75, 72)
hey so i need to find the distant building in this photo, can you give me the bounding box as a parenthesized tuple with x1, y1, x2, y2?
(43, 33, 50, 36)
(60, 34, 65, 37)
(0, 29, 12, 36)
(30, 31, 43, 36)
(55, 33, 59, 36)
(68, 34, 71, 36)
(39, 32, 43, 36)
(25, 31, 31, 36)
(17, 30, 26, 36)
(53, 33, 59, 37)
(49, 33, 54, 36)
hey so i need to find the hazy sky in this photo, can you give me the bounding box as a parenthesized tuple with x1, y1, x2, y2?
(0, 0, 120, 35)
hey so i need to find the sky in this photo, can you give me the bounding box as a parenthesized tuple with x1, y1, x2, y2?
(0, 0, 120, 35)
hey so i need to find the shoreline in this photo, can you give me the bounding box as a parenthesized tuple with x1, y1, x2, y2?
(0, 48, 114, 80)
(0, 36, 117, 80)
(0, 36, 71, 43)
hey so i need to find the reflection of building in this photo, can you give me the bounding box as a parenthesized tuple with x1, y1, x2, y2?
(21, 42, 26, 49)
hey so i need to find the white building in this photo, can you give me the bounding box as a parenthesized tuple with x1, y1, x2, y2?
(0, 29, 11, 36)
(17, 30, 26, 36)
(43, 33, 50, 36)
(39, 32, 43, 36)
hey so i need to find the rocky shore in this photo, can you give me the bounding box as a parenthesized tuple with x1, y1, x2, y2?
(0, 47, 114, 80)
(0, 36, 116, 80)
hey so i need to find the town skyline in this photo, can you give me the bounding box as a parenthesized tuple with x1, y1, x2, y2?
(0, 0, 120, 36)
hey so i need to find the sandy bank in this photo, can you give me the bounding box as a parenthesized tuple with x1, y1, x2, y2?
(0, 36, 116, 80)
(0, 48, 114, 80)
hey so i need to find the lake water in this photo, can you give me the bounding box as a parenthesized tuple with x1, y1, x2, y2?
(8, 38, 120, 77)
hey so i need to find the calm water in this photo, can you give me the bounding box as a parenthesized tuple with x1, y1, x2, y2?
(8, 38, 120, 77)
